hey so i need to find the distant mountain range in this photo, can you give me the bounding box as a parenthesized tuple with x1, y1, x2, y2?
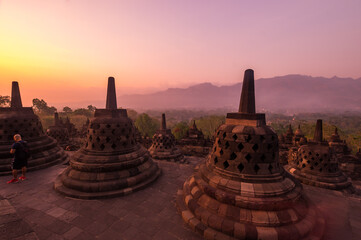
(118, 75, 361, 113)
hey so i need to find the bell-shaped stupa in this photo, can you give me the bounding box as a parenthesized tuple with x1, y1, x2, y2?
(148, 113, 185, 162)
(0, 82, 67, 175)
(286, 120, 353, 192)
(54, 77, 161, 199)
(46, 112, 70, 146)
(177, 69, 324, 240)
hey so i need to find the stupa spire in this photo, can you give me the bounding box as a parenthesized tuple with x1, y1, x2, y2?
(314, 119, 323, 142)
(54, 112, 59, 126)
(106, 77, 117, 110)
(238, 69, 255, 114)
(161, 113, 166, 130)
(11, 81, 22, 108)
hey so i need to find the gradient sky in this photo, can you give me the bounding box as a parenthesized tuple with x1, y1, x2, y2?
(1, 0, 361, 108)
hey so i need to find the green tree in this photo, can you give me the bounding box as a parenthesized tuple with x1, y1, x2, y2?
(135, 113, 160, 137)
(73, 108, 92, 117)
(172, 122, 189, 140)
(87, 105, 96, 112)
(195, 116, 225, 138)
(127, 109, 138, 121)
(0, 96, 10, 107)
(32, 98, 57, 115)
(63, 106, 72, 113)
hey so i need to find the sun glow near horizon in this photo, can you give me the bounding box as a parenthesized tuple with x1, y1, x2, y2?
(1, 0, 361, 108)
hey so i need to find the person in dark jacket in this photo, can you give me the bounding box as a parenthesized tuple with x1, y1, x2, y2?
(7, 134, 29, 183)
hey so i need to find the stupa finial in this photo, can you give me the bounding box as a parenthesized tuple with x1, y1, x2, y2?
(238, 69, 255, 114)
(11, 81, 22, 108)
(314, 119, 323, 142)
(161, 113, 166, 130)
(106, 77, 117, 110)
(54, 112, 59, 126)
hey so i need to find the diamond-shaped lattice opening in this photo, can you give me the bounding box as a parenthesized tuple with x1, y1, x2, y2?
(260, 135, 265, 142)
(232, 134, 238, 140)
(246, 135, 252, 142)
(302, 164, 306, 168)
(89, 136, 93, 141)
(214, 156, 218, 164)
(245, 154, 252, 162)
(217, 130, 220, 136)
(101, 129, 105, 134)
(254, 164, 260, 173)
(271, 135, 275, 141)
(112, 129, 116, 134)
(314, 162, 318, 166)
(237, 163, 244, 173)
(225, 141, 230, 149)
(268, 164, 273, 173)
(106, 137, 110, 143)
(100, 144, 105, 150)
(220, 149, 224, 155)
(230, 152, 237, 160)
(307, 160, 310, 164)
(319, 158, 323, 162)
(111, 143, 116, 149)
(310, 166, 314, 170)
(319, 168, 323, 172)
(96, 137, 100, 142)
(267, 144, 272, 150)
(217, 139, 221, 145)
(252, 144, 259, 152)
(316, 153, 319, 157)
(223, 161, 229, 169)
(106, 124, 111, 128)
(260, 154, 266, 161)
(223, 132, 227, 139)
(238, 143, 244, 151)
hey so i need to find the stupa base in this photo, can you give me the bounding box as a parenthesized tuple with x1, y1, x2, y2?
(285, 165, 355, 194)
(54, 167, 161, 199)
(150, 149, 186, 163)
(176, 164, 325, 240)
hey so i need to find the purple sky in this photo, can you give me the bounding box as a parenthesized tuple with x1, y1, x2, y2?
(0, 0, 360, 108)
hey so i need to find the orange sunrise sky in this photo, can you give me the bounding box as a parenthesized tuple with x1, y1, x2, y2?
(1, 0, 361, 109)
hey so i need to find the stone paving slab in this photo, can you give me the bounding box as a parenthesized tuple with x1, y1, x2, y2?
(0, 156, 360, 240)
(0, 195, 38, 240)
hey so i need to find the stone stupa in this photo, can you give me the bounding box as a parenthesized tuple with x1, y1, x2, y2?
(0, 82, 67, 175)
(328, 127, 351, 156)
(286, 120, 353, 193)
(46, 112, 70, 146)
(148, 113, 185, 163)
(177, 69, 325, 240)
(293, 125, 307, 146)
(54, 77, 161, 199)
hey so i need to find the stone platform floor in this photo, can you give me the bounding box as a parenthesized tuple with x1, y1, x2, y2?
(0, 155, 360, 240)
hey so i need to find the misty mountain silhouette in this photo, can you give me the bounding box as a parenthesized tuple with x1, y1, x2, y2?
(118, 75, 361, 112)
